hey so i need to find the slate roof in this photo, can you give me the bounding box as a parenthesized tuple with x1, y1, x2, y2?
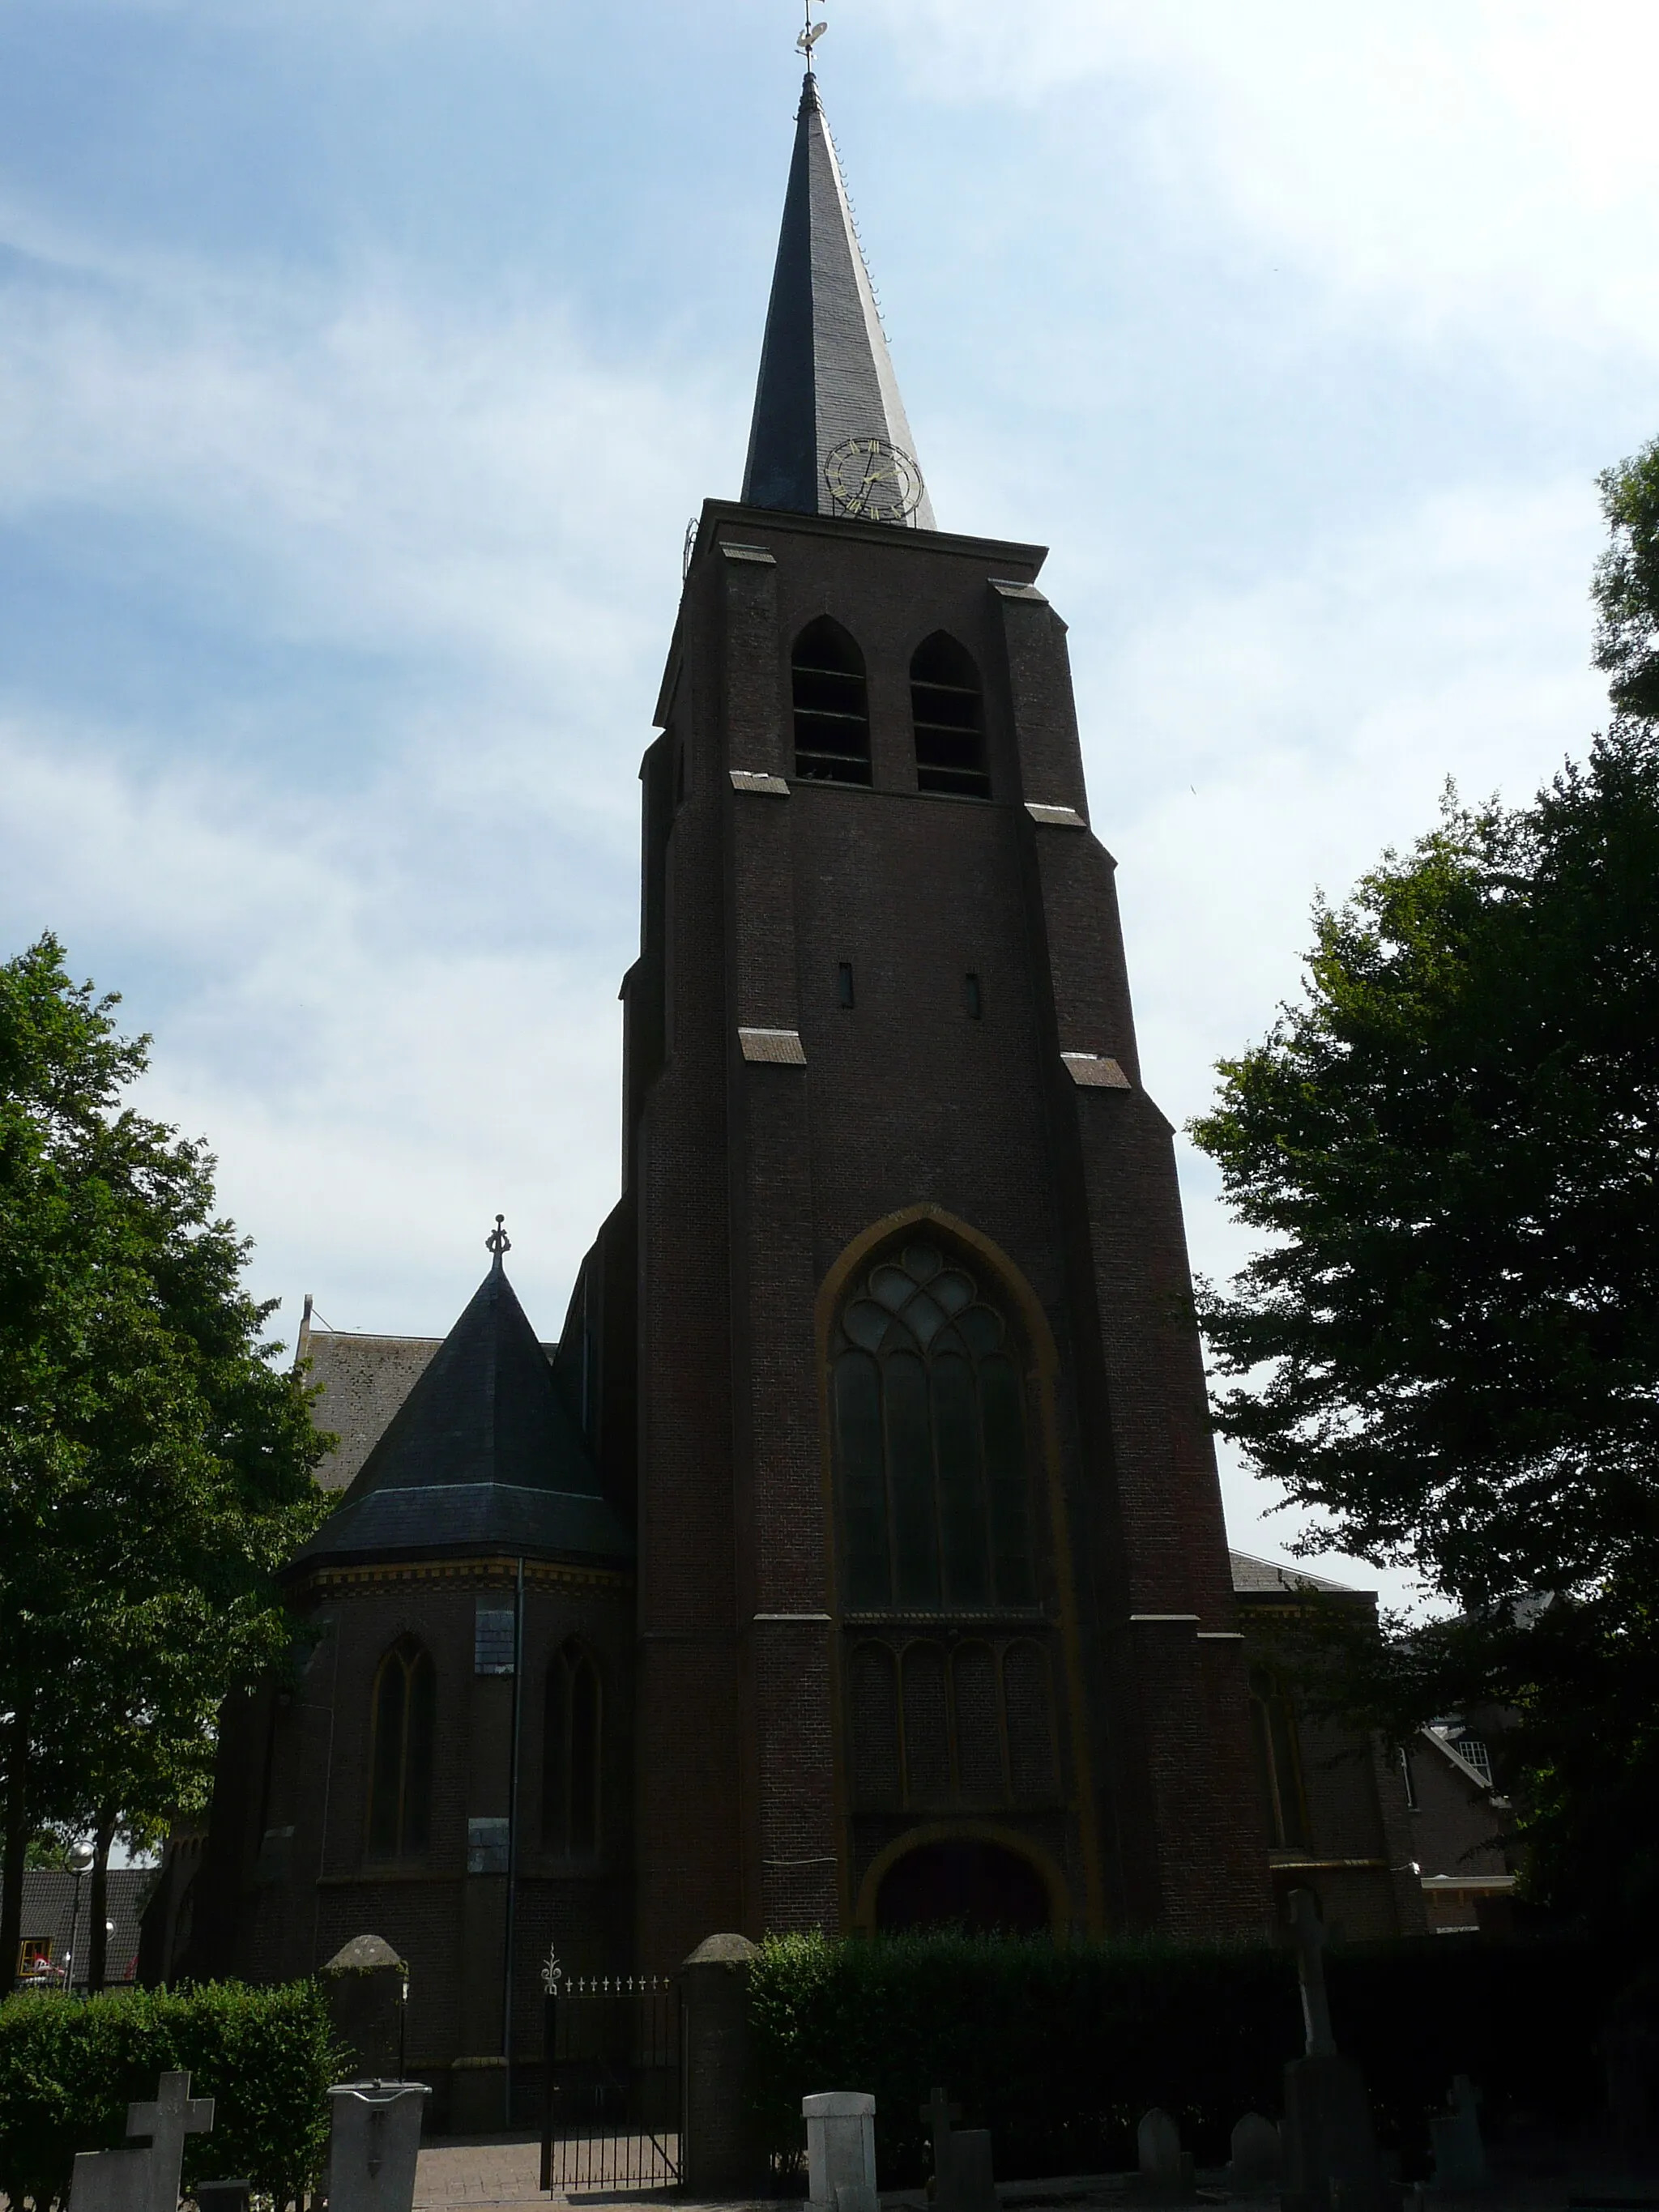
(1229, 1549, 1358, 1595)
(742, 71, 936, 526)
(300, 1328, 443, 1491)
(289, 1255, 633, 1575)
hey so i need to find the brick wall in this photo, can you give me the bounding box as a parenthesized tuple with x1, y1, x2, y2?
(626, 502, 1269, 1952)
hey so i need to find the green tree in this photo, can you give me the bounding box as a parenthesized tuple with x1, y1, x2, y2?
(0, 936, 327, 1989)
(1189, 721, 1659, 1921)
(1594, 437, 1659, 722)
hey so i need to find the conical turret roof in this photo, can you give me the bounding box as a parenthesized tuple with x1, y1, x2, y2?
(742, 71, 936, 527)
(290, 1248, 632, 1574)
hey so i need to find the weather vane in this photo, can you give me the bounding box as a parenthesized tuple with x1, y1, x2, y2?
(486, 1213, 511, 1259)
(797, 2, 827, 65)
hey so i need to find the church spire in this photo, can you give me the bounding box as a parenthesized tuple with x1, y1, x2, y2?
(741, 69, 936, 529)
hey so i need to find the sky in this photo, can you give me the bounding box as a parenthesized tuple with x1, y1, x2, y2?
(3, 0, 1657, 1605)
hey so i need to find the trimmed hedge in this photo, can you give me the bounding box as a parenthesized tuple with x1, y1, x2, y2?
(748, 1929, 1613, 2184)
(0, 1980, 343, 2212)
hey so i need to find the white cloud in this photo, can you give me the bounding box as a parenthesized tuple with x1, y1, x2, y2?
(870, 0, 1659, 357)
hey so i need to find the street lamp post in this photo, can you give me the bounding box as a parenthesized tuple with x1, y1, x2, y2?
(66, 1843, 94, 1993)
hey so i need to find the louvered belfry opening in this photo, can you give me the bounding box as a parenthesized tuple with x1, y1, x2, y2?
(911, 632, 989, 799)
(791, 616, 872, 785)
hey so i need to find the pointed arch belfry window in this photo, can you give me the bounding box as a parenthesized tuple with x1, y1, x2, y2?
(833, 1241, 1034, 1611)
(544, 1639, 603, 1856)
(911, 633, 989, 799)
(367, 1637, 435, 1861)
(792, 618, 871, 786)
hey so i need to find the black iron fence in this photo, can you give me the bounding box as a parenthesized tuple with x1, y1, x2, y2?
(539, 1971, 680, 2193)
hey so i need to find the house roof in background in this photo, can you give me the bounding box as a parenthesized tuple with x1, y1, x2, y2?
(19, 1869, 154, 1985)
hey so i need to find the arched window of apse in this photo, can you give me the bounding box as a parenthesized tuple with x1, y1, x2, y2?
(544, 1639, 603, 1856)
(832, 1241, 1034, 1611)
(367, 1638, 436, 1861)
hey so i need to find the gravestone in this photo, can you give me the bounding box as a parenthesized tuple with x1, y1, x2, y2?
(69, 2071, 214, 2212)
(948, 2130, 996, 2212)
(1227, 2112, 1281, 2195)
(1126, 2108, 1194, 2201)
(804, 2091, 877, 2212)
(1427, 2077, 1484, 2190)
(325, 2081, 429, 2212)
(1279, 1892, 1393, 2212)
(919, 2086, 996, 2212)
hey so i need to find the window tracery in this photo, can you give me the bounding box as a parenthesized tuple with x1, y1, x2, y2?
(833, 1241, 1034, 1612)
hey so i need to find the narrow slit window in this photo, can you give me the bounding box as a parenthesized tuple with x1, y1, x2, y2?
(964, 973, 983, 1020)
(838, 961, 855, 1009)
(911, 633, 990, 799)
(792, 618, 871, 786)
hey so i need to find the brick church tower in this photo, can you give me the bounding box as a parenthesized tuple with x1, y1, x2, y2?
(181, 66, 1273, 2106)
(561, 67, 1269, 1965)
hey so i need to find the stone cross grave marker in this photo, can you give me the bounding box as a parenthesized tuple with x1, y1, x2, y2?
(1289, 1887, 1337, 2059)
(70, 2070, 215, 2212)
(919, 2086, 962, 2189)
(919, 2087, 996, 2212)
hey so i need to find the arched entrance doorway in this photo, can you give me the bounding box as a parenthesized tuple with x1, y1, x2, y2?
(874, 1838, 1051, 1934)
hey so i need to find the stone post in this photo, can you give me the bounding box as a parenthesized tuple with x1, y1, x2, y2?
(680, 1933, 762, 2195)
(320, 1935, 409, 2083)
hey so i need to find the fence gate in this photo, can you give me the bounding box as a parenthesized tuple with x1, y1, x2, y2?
(539, 1971, 680, 2194)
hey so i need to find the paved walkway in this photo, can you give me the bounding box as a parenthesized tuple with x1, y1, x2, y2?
(412, 2134, 1659, 2212)
(412, 2133, 766, 2212)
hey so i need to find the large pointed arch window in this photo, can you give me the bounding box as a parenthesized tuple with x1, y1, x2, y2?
(792, 618, 871, 786)
(544, 1639, 603, 1856)
(367, 1638, 436, 1861)
(911, 633, 989, 799)
(1249, 1667, 1308, 1850)
(832, 1242, 1034, 1611)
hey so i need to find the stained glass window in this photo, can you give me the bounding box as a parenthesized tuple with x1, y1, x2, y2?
(833, 1242, 1035, 1612)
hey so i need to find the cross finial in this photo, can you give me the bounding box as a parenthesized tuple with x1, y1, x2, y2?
(797, 1, 827, 66)
(485, 1213, 511, 1265)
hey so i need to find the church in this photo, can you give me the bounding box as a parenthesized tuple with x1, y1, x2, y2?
(176, 63, 1429, 2129)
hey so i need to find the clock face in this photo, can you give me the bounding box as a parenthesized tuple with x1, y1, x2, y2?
(823, 436, 925, 525)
